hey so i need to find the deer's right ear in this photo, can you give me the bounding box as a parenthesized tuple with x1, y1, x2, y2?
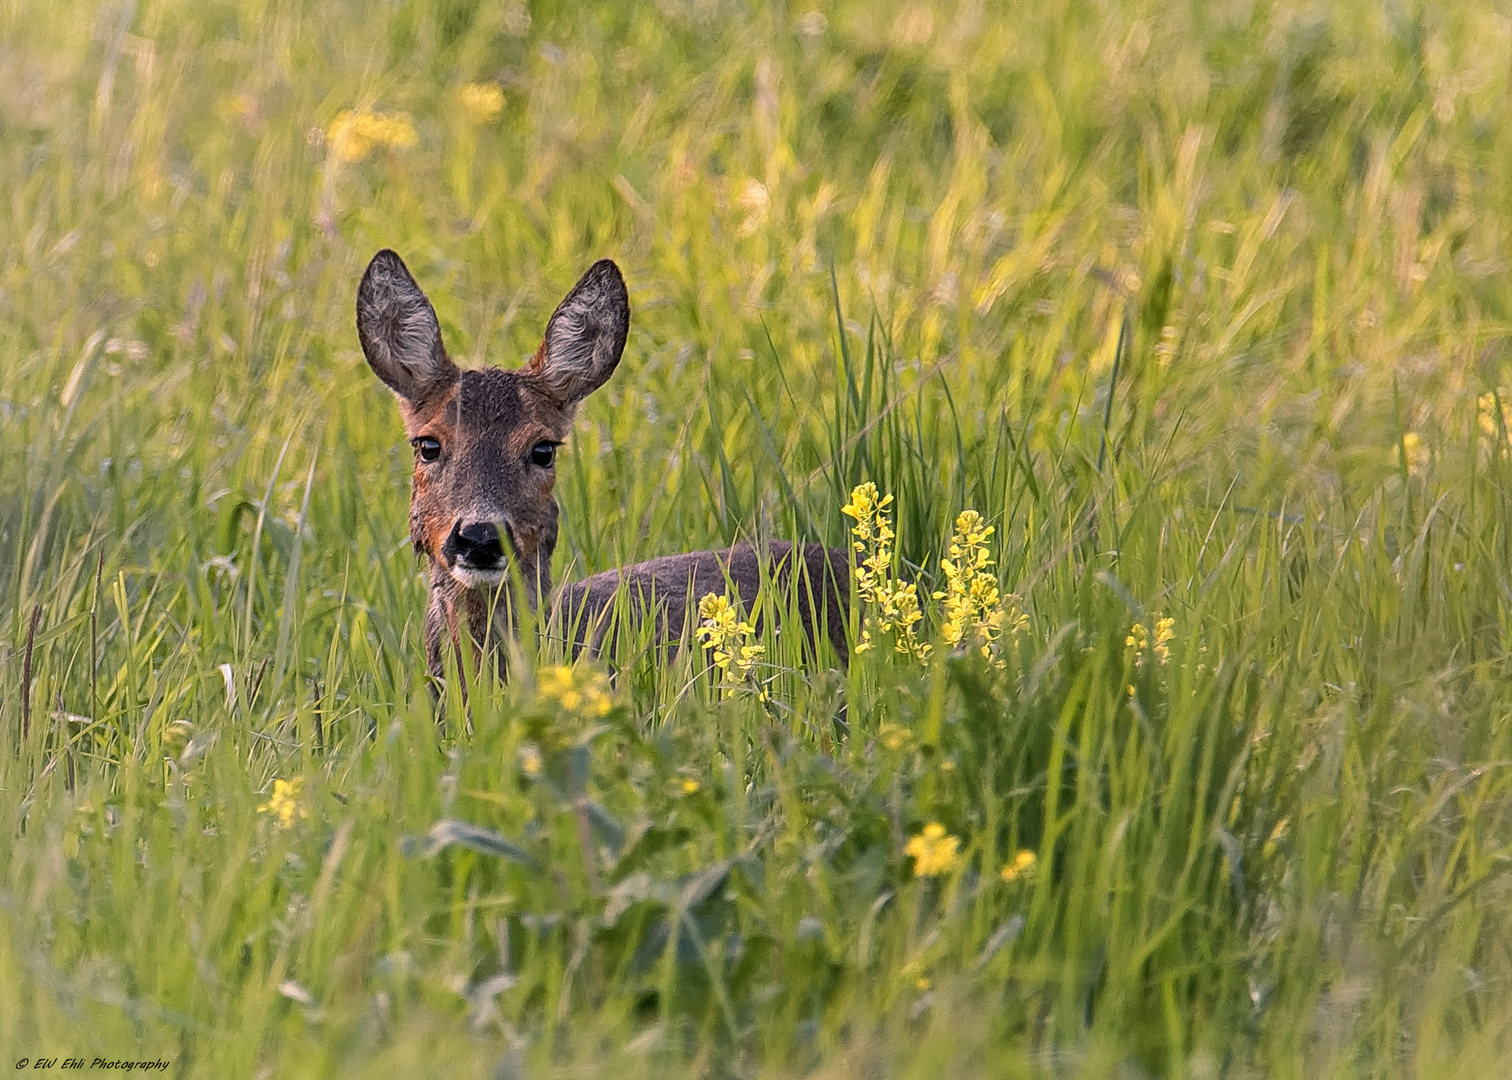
(356, 249, 459, 404)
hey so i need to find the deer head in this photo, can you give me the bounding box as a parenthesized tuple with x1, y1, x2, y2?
(356, 249, 629, 675)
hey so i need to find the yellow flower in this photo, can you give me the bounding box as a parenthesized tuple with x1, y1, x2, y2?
(1128, 616, 1174, 668)
(933, 509, 1023, 665)
(536, 665, 614, 716)
(257, 777, 307, 830)
(695, 592, 765, 683)
(904, 823, 961, 877)
(1153, 617, 1175, 664)
(459, 81, 504, 122)
(875, 578, 930, 661)
(1000, 849, 1037, 882)
(845, 482, 928, 662)
(680, 778, 701, 795)
(841, 482, 891, 529)
(327, 108, 418, 163)
(518, 744, 543, 776)
(737, 642, 766, 675)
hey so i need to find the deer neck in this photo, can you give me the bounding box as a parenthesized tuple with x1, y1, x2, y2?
(425, 559, 551, 674)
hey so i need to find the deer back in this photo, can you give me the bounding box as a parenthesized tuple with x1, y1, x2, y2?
(551, 541, 852, 663)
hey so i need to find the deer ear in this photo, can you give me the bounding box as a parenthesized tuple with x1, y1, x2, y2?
(356, 249, 459, 404)
(528, 259, 629, 405)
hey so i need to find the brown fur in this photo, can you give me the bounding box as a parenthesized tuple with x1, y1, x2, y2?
(355, 250, 850, 680)
(552, 541, 850, 663)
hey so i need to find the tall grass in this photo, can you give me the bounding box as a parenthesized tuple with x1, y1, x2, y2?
(4, 0, 1512, 1075)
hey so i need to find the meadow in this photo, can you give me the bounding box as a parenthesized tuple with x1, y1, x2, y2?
(4, 0, 1512, 1075)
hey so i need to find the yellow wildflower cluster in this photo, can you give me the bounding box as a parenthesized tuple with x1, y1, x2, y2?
(1127, 616, 1175, 668)
(843, 483, 929, 661)
(1000, 849, 1037, 882)
(933, 509, 1026, 664)
(873, 579, 927, 659)
(1130, 614, 1173, 665)
(695, 593, 765, 681)
(257, 777, 307, 830)
(843, 483, 894, 598)
(904, 822, 960, 877)
(459, 81, 505, 122)
(1479, 392, 1512, 444)
(326, 108, 418, 163)
(536, 664, 614, 717)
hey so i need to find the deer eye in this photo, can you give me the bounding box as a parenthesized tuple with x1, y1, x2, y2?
(530, 442, 557, 468)
(413, 437, 442, 463)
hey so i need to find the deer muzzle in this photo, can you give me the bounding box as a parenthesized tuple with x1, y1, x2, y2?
(444, 519, 507, 588)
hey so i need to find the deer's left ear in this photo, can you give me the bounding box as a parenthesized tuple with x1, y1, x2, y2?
(528, 259, 629, 406)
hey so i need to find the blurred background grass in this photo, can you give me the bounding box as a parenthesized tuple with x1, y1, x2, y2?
(4, 0, 1512, 1076)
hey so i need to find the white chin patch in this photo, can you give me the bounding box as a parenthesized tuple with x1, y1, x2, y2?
(450, 566, 507, 590)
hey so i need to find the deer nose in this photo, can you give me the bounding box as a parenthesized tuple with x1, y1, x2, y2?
(449, 521, 504, 568)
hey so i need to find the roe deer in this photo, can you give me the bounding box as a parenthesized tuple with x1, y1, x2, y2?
(355, 250, 850, 679)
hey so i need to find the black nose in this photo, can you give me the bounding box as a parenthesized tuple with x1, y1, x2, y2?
(449, 521, 503, 568)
